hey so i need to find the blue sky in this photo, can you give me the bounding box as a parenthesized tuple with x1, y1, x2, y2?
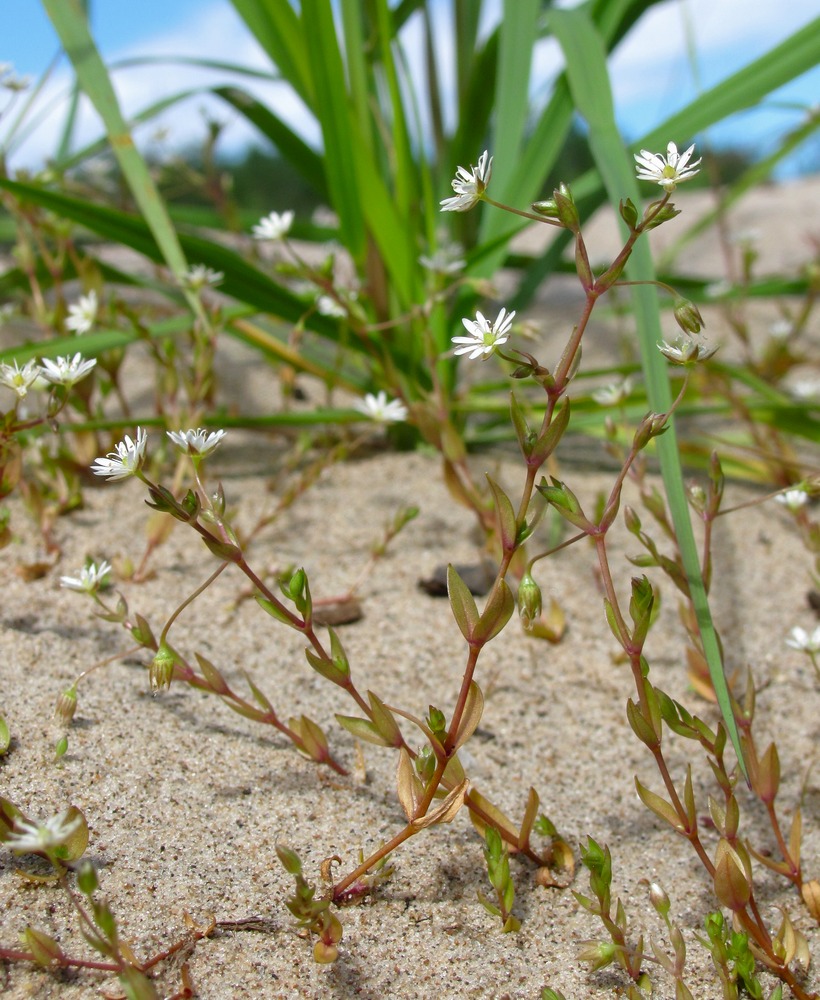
(2, 1, 818, 178)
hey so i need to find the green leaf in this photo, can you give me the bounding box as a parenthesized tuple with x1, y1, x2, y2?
(335, 714, 393, 747)
(447, 564, 480, 643)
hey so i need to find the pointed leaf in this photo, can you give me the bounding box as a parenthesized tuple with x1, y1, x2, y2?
(447, 563, 480, 642)
(411, 779, 468, 830)
(473, 579, 515, 644)
(450, 682, 484, 751)
(335, 714, 392, 747)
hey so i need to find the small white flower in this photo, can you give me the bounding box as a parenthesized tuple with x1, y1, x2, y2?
(592, 376, 634, 407)
(354, 391, 408, 424)
(316, 295, 347, 318)
(419, 244, 466, 275)
(786, 625, 820, 653)
(705, 280, 732, 300)
(790, 378, 820, 401)
(657, 337, 717, 365)
(5, 810, 82, 855)
(769, 319, 793, 340)
(440, 150, 492, 212)
(65, 290, 98, 335)
(90, 428, 148, 481)
(166, 427, 226, 456)
(0, 303, 15, 327)
(0, 359, 41, 398)
(452, 307, 515, 360)
(252, 211, 294, 241)
(60, 560, 112, 594)
(39, 353, 97, 388)
(775, 488, 809, 512)
(634, 142, 701, 192)
(0, 68, 31, 93)
(181, 264, 224, 290)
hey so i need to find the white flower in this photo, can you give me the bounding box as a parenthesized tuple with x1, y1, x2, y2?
(90, 428, 148, 481)
(0, 359, 41, 398)
(452, 307, 515, 360)
(60, 560, 112, 593)
(592, 376, 634, 407)
(786, 625, 820, 653)
(775, 488, 809, 512)
(705, 280, 732, 300)
(166, 427, 226, 456)
(39, 353, 97, 388)
(181, 264, 224, 290)
(769, 320, 793, 340)
(252, 211, 294, 241)
(5, 809, 82, 855)
(657, 337, 717, 365)
(790, 378, 820, 401)
(634, 142, 701, 192)
(316, 295, 347, 318)
(419, 244, 466, 275)
(65, 290, 98, 335)
(0, 303, 15, 327)
(440, 150, 492, 212)
(0, 67, 31, 93)
(354, 391, 408, 424)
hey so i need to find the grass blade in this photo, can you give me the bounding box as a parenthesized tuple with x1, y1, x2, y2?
(548, 6, 746, 774)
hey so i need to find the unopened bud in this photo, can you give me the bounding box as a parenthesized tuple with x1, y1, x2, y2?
(532, 199, 560, 219)
(149, 643, 176, 692)
(415, 744, 436, 783)
(673, 297, 705, 335)
(517, 572, 543, 628)
(619, 198, 639, 229)
(687, 483, 707, 514)
(54, 685, 78, 725)
(633, 411, 668, 450)
(553, 183, 579, 232)
(648, 881, 670, 918)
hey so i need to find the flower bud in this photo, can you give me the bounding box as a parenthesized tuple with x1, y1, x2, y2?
(517, 572, 542, 628)
(687, 483, 707, 514)
(619, 198, 639, 229)
(673, 297, 705, 335)
(54, 685, 78, 725)
(149, 643, 176, 692)
(633, 411, 668, 451)
(553, 184, 579, 232)
(415, 744, 436, 783)
(648, 881, 670, 918)
(532, 199, 560, 219)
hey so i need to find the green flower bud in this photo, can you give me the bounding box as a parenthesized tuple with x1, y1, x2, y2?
(648, 881, 671, 918)
(553, 183, 579, 232)
(149, 643, 176, 692)
(517, 572, 542, 628)
(532, 199, 560, 219)
(54, 685, 78, 725)
(673, 296, 705, 335)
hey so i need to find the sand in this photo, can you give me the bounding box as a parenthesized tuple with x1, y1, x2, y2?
(1, 179, 819, 999)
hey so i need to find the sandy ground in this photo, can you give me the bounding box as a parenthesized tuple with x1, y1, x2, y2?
(1, 178, 819, 999)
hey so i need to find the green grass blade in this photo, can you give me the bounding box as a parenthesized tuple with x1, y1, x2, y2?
(41, 0, 201, 317)
(212, 86, 328, 198)
(229, 0, 313, 104)
(0, 178, 347, 344)
(300, 0, 366, 261)
(548, 6, 746, 774)
(490, 0, 542, 208)
(639, 16, 820, 151)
